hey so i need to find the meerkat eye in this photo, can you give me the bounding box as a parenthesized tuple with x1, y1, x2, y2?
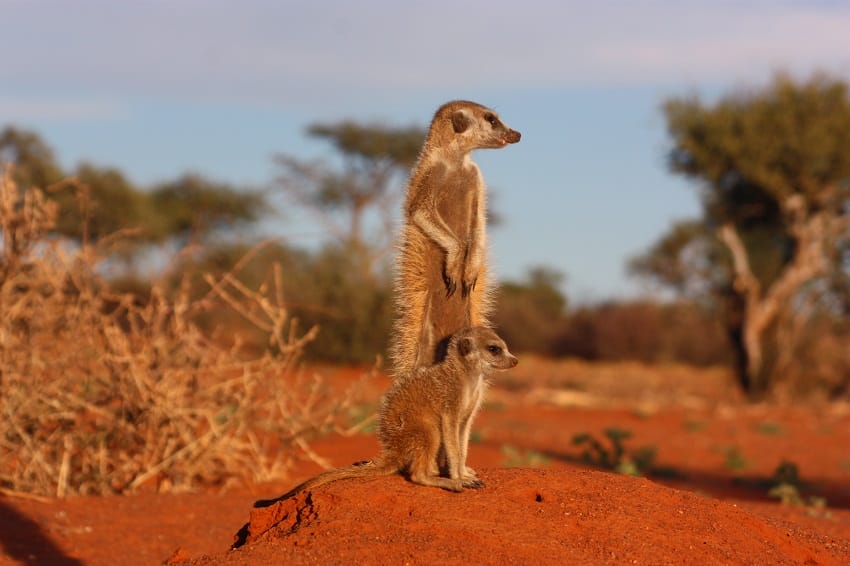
(484, 113, 498, 127)
(486, 345, 502, 355)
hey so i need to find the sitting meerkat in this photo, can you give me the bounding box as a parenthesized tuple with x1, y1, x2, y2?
(391, 100, 521, 379)
(255, 327, 517, 504)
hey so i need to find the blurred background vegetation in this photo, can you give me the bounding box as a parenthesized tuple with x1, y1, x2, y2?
(2, 72, 849, 401)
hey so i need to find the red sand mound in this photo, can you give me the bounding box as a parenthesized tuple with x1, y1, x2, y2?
(186, 467, 849, 565)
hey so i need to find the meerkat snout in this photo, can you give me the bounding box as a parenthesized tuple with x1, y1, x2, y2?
(503, 350, 519, 368)
(482, 337, 518, 370)
(492, 346, 519, 370)
(482, 110, 521, 146)
(503, 129, 521, 144)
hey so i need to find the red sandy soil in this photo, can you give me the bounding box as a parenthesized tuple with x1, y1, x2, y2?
(2, 359, 850, 565)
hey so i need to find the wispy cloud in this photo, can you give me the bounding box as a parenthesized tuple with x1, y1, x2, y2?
(0, 97, 128, 123)
(1, 1, 848, 108)
(574, 4, 850, 85)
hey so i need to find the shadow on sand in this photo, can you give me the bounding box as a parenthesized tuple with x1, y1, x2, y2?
(0, 497, 83, 565)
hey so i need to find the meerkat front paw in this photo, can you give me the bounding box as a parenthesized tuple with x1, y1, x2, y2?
(443, 253, 463, 297)
(462, 263, 479, 296)
(462, 251, 483, 297)
(443, 272, 457, 296)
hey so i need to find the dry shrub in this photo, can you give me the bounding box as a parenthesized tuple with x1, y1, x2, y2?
(556, 300, 730, 366)
(773, 311, 850, 399)
(0, 170, 363, 497)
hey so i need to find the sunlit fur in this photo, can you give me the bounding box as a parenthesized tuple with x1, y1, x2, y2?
(391, 101, 521, 379)
(257, 327, 518, 503)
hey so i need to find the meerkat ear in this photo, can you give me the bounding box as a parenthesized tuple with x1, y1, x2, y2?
(451, 110, 471, 134)
(457, 336, 474, 357)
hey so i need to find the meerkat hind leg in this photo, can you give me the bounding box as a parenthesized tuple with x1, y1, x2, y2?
(408, 428, 463, 492)
(409, 469, 463, 492)
(408, 453, 463, 492)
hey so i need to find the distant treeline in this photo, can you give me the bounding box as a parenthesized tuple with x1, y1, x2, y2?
(139, 244, 729, 368)
(4, 70, 850, 401)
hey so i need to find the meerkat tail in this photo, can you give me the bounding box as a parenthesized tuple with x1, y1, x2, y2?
(253, 460, 397, 507)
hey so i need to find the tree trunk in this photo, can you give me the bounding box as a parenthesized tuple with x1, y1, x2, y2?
(718, 222, 765, 396)
(722, 288, 751, 393)
(717, 199, 834, 398)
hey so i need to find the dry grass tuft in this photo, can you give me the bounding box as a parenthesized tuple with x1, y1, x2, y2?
(0, 169, 363, 497)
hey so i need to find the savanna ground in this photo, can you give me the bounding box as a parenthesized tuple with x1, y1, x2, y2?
(2, 358, 849, 565)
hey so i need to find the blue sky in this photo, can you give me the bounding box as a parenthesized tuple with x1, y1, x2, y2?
(2, 1, 849, 300)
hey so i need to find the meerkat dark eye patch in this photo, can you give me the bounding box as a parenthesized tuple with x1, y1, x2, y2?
(484, 113, 498, 127)
(451, 111, 471, 134)
(486, 345, 502, 355)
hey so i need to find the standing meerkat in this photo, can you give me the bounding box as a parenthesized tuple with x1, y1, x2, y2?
(255, 327, 517, 504)
(391, 100, 521, 379)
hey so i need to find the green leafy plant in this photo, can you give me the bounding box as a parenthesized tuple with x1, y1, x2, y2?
(571, 428, 657, 477)
(501, 445, 551, 468)
(767, 460, 830, 517)
(345, 402, 378, 434)
(468, 430, 485, 445)
(755, 421, 784, 436)
(722, 447, 750, 471)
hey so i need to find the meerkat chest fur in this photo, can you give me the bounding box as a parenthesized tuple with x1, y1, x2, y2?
(426, 153, 483, 241)
(459, 371, 487, 418)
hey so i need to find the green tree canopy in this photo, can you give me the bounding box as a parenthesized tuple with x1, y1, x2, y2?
(307, 122, 424, 168)
(276, 122, 426, 274)
(54, 162, 152, 243)
(150, 174, 266, 244)
(667, 73, 850, 207)
(0, 126, 64, 189)
(1, 127, 268, 251)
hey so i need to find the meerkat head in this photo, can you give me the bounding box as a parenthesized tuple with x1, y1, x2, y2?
(454, 326, 518, 372)
(431, 101, 521, 152)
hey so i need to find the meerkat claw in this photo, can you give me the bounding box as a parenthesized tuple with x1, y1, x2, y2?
(444, 276, 457, 297)
(462, 278, 477, 297)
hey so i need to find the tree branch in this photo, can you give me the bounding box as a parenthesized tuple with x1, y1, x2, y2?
(717, 222, 760, 303)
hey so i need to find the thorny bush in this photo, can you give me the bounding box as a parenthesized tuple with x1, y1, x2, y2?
(0, 170, 365, 497)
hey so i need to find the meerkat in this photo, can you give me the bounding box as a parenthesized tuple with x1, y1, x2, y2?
(255, 327, 517, 505)
(391, 100, 521, 380)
